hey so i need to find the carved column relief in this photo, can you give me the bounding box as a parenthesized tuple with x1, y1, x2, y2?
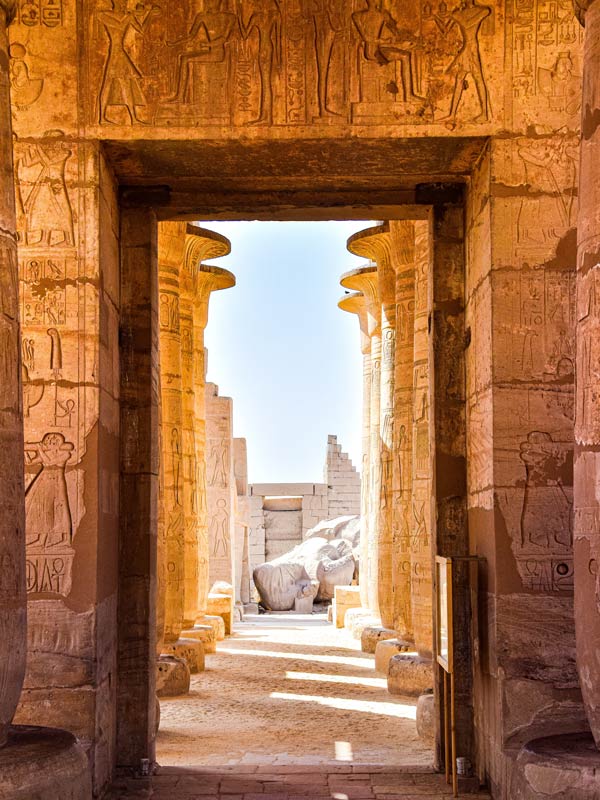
(341, 263, 381, 618)
(184, 228, 234, 620)
(0, 0, 26, 750)
(574, 0, 600, 748)
(347, 225, 396, 630)
(390, 220, 416, 643)
(338, 291, 371, 610)
(158, 221, 186, 645)
(411, 222, 434, 659)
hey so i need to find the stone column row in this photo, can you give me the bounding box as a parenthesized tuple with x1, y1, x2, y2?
(339, 221, 434, 690)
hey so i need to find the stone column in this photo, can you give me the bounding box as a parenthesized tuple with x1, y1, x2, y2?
(347, 226, 396, 630)
(338, 291, 371, 610)
(575, 0, 600, 748)
(390, 220, 417, 643)
(190, 254, 235, 619)
(340, 266, 381, 620)
(158, 222, 187, 647)
(0, 0, 26, 750)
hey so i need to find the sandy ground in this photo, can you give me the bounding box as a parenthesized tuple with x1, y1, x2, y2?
(156, 613, 434, 770)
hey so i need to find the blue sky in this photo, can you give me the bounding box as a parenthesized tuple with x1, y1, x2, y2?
(201, 221, 371, 483)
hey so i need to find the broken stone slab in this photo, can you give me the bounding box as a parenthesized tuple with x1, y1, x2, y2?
(161, 638, 205, 674)
(198, 614, 226, 641)
(0, 726, 91, 800)
(207, 593, 233, 635)
(156, 655, 190, 698)
(375, 639, 415, 676)
(387, 654, 434, 697)
(361, 626, 397, 654)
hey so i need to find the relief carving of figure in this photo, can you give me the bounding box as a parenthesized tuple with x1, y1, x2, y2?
(210, 498, 230, 557)
(352, 0, 423, 104)
(301, 0, 345, 119)
(439, 0, 491, 126)
(25, 433, 74, 550)
(209, 441, 229, 488)
(16, 132, 74, 247)
(236, 0, 282, 124)
(166, 0, 236, 105)
(97, 0, 160, 125)
(520, 431, 572, 551)
(538, 51, 581, 116)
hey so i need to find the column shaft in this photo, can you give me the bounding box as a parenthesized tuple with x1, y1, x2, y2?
(391, 221, 416, 641)
(368, 332, 382, 615)
(378, 303, 396, 628)
(575, 0, 600, 747)
(360, 348, 372, 609)
(0, 0, 26, 749)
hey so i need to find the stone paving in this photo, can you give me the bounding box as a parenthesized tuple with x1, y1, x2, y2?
(110, 614, 490, 799)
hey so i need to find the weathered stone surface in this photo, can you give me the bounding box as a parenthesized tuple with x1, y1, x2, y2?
(511, 734, 600, 799)
(387, 654, 434, 697)
(182, 624, 217, 655)
(416, 693, 435, 746)
(161, 639, 205, 675)
(207, 593, 233, 635)
(198, 614, 226, 642)
(0, 726, 91, 800)
(333, 585, 362, 629)
(156, 656, 190, 699)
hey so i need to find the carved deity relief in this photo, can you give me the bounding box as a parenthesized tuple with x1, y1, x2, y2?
(85, 0, 501, 130)
(210, 498, 230, 558)
(209, 439, 230, 488)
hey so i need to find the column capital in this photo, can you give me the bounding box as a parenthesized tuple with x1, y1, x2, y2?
(574, 0, 595, 25)
(0, 1, 17, 24)
(347, 224, 395, 305)
(340, 265, 381, 337)
(338, 291, 371, 355)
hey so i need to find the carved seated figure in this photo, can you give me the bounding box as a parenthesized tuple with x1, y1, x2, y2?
(253, 535, 357, 611)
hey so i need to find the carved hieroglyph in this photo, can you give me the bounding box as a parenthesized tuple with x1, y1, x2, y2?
(390, 220, 417, 642)
(340, 264, 381, 618)
(0, 0, 26, 750)
(347, 224, 396, 630)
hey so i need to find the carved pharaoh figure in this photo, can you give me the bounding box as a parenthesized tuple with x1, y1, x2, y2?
(301, 0, 345, 119)
(236, 0, 281, 124)
(97, 0, 160, 125)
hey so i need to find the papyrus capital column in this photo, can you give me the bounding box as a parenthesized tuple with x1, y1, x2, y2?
(574, 0, 600, 748)
(348, 226, 396, 630)
(338, 290, 372, 610)
(0, 0, 26, 748)
(183, 227, 234, 620)
(341, 264, 381, 617)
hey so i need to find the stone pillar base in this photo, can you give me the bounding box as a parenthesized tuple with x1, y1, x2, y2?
(244, 603, 259, 615)
(182, 624, 217, 654)
(387, 654, 433, 696)
(0, 726, 92, 800)
(207, 593, 233, 634)
(333, 585, 362, 628)
(361, 626, 397, 654)
(511, 733, 600, 799)
(343, 608, 381, 639)
(198, 614, 226, 641)
(374, 638, 414, 676)
(416, 692, 435, 746)
(161, 638, 205, 674)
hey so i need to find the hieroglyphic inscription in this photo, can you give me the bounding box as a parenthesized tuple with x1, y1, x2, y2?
(16, 0, 63, 27)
